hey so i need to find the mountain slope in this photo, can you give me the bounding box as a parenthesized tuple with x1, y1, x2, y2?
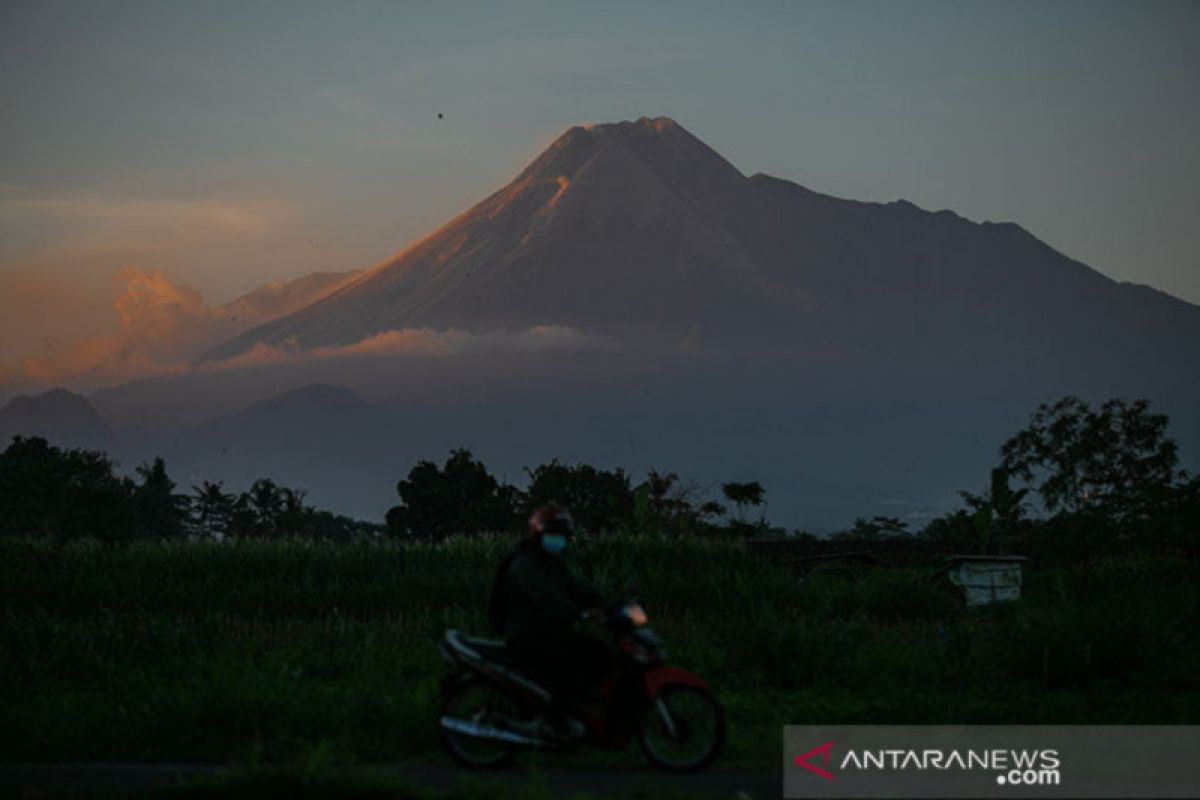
(0, 388, 112, 448)
(206, 116, 1200, 380)
(206, 117, 822, 357)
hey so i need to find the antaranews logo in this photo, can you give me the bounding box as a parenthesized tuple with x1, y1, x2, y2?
(793, 741, 835, 781)
(785, 725, 1200, 800)
(792, 739, 1061, 789)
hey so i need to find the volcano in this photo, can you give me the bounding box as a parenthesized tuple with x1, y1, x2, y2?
(207, 115, 1200, 382)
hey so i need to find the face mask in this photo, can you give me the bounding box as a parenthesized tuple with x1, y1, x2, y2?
(542, 534, 567, 554)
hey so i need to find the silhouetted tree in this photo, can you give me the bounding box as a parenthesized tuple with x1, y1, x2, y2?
(133, 457, 188, 539)
(919, 509, 978, 551)
(387, 449, 518, 540)
(645, 470, 679, 513)
(246, 478, 284, 538)
(191, 481, 235, 539)
(0, 437, 134, 541)
(1001, 397, 1182, 523)
(721, 481, 765, 523)
(276, 487, 311, 538)
(957, 467, 1029, 554)
(524, 460, 633, 533)
(630, 471, 726, 535)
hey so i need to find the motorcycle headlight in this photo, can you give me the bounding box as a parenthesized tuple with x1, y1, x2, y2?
(624, 604, 648, 626)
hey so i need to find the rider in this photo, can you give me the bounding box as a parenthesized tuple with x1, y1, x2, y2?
(494, 505, 609, 741)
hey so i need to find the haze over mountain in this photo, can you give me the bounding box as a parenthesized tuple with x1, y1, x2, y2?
(5, 117, 1198, 530)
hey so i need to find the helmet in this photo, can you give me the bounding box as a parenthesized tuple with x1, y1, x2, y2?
(528, 505, 575, 538)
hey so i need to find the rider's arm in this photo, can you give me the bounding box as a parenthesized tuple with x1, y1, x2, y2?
(566, 573, 604, 614)
(508, 556, 580, 626)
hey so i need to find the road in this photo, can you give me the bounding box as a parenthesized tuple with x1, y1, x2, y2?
(0, 762, 782, 798)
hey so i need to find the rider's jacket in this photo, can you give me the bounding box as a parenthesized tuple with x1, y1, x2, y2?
(500, 539, 603, 642)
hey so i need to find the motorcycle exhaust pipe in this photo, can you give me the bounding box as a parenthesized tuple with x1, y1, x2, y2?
(440, 715, 544, 747)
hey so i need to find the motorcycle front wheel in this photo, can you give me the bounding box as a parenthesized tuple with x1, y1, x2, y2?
(638, 685, 725, 772)
(440, 677, 519, 769)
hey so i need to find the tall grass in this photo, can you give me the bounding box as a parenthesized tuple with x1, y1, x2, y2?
(1, 536, 1196, 765)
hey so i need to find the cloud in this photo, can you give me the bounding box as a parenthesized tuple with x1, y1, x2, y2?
(8, 269, 219, 387)
(206, 326, 597, 372)
(1, 266, 598, 390)
(3, 267, 352, 388)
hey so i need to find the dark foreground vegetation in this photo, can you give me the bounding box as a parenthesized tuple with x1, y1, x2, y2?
(0, 396, 1197, 771)
(2, 538, 1198, 767)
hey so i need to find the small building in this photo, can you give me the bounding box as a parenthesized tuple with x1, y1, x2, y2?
(943, 555, 1029, 607)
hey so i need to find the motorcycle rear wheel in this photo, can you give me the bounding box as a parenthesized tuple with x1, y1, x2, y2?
(638, 685, 725, 772)
(440, 677, 520, 769)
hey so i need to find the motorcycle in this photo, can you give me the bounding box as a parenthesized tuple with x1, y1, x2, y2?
(437, 601, 725, 772)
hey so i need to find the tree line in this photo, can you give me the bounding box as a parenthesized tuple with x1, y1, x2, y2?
(383, 449, 767, 540)
(0, 437, 381, 542)
(824, 397, 1199, 564)
(0, 396, 1195, 556)
(0, 435, 765, 542)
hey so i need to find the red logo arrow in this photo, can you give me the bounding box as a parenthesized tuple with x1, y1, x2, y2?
(794, 741, 835, 780)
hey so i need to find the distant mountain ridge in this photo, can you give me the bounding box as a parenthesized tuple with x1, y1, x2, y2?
(0, 388, 111, 449)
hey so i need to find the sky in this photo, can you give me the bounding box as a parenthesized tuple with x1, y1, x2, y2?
(2, 0, 1198, 383)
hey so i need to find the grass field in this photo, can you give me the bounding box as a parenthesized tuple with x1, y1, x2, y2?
(2, 535, 1198, 769)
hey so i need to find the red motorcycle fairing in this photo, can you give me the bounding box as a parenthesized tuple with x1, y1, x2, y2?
(643, 664, 709, 699)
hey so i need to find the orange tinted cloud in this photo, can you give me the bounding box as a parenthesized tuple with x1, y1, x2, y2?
(202, 326, 597, 372)
(2, 265, 595, 390)
(4, 267, 360, 389)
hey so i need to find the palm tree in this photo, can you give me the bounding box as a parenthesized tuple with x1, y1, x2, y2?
(191, 480, 234, 539)
(133, 457, 188, 539)
(277, 487, 310, 538)
(247, 478, 283, 538)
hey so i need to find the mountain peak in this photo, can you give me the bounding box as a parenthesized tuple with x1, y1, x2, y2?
(531, 115, 696, 174)
(570, 115, 678, 135)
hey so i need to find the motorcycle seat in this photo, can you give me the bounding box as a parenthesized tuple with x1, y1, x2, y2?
(443, 629, 551, 702)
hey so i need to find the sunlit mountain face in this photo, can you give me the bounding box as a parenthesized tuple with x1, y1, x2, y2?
(5, 117, 1199, 529)
(207, 117, 1198, 389)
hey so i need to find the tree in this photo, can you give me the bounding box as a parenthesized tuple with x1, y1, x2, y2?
(247, 478, 284, 538)
(721, 481, 765, 523)
(645, 470, 679, 513)
(919, 509, 976, 550)
(133, 457, 188, 539)
(0, 436, 133, 541)
(957, 467, 1029, 554)
(524, 460, 633, 533)
(387, 449, 518, 540)
(191, 481, 235, 539)
(1000, 397, 1182, 523)
(276, 487, 311, 538)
